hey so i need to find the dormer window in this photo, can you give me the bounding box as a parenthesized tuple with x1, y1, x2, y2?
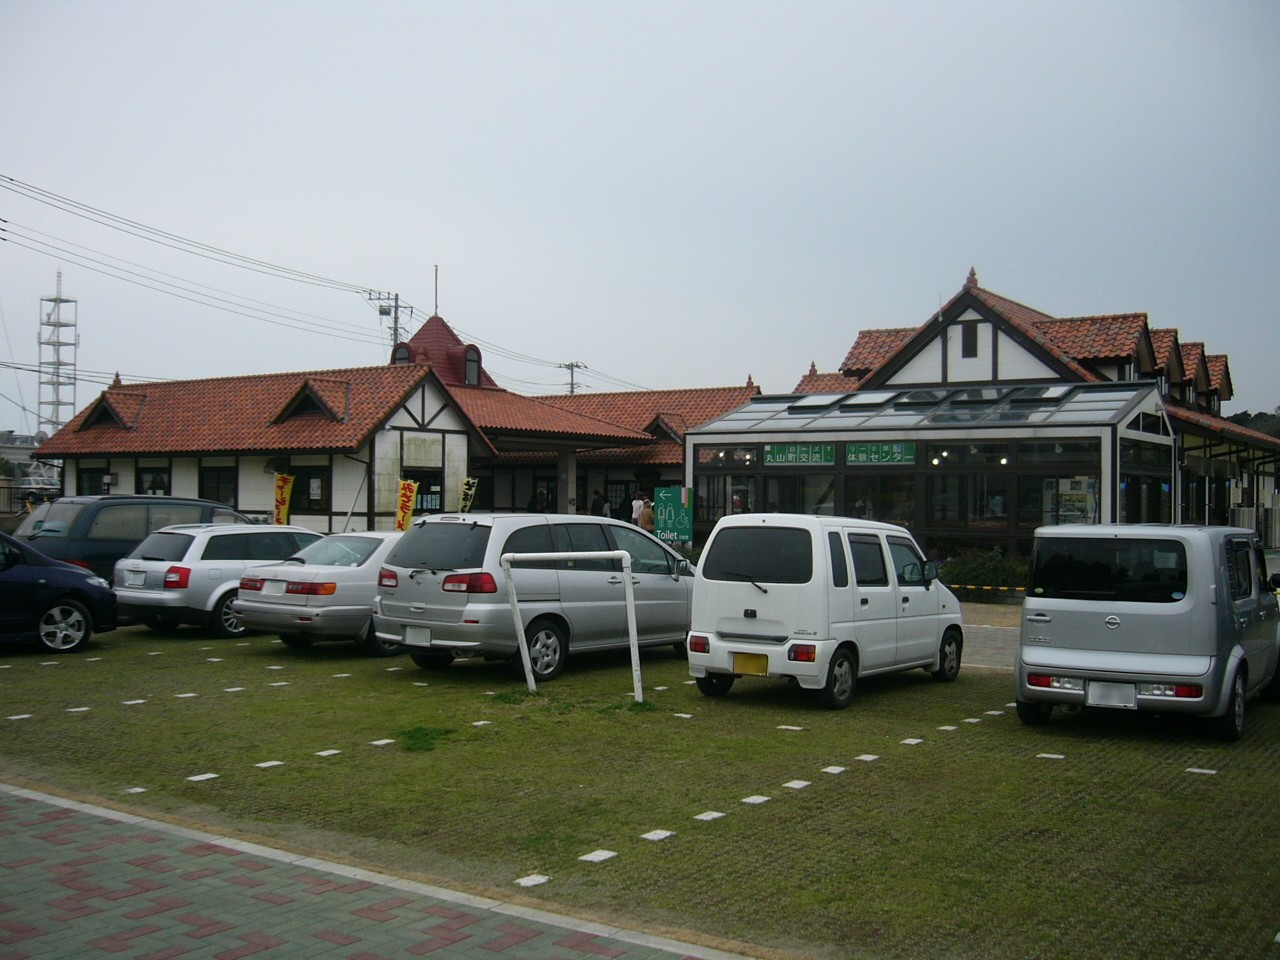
(464, 348, 481, 386)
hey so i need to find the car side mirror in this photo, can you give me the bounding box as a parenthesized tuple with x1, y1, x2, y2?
(676, 559, 692, 578)
(922, 560, 938, 589)
(0, 549, 19, 572)
(1270, 572, 1280, 591)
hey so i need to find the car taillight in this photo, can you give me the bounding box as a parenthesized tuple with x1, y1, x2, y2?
(788, 644, 817, 663)
(286, 581, 337, 596)
(240, 577, 265, 591)
(442, 572, 498, 593)
(68, 559, 93, 571)
(378, 567, 398, 588)
(164, 566, 191, 589)
(1138, 682, 1203, 699)
(687, 633, 711, 654)
(1027, 674, 1083, 691)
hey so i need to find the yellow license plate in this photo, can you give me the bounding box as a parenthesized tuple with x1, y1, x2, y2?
(733, 652, 769, 676)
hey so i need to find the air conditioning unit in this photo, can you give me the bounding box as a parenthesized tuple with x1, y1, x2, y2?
(1230, 507, 1256, 530)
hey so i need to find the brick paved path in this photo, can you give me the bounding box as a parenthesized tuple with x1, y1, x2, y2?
(0, 784, 755, 960)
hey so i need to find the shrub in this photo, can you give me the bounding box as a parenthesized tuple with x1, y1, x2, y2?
(939, 548, 1028, 603)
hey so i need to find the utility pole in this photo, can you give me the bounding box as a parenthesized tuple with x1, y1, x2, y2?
(365, 291, 414, 345)
(559, 361, 585, 395)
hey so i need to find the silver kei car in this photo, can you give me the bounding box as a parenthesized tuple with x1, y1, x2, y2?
(114, 524, 322, 638)
(372, 513, 695, 680)
(233, 530, 403, 657)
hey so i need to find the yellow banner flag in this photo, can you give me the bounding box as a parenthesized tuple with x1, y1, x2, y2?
(273, 474, 295, 525)
(396, 479, 418, 531)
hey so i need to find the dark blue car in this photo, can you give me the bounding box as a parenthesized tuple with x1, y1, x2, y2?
(0, 530, 117, 653)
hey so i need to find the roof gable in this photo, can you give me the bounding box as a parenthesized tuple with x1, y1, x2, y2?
(79, 390, 147, 431)
(272, 378, 349, 425)
(397, 314, 499, 387)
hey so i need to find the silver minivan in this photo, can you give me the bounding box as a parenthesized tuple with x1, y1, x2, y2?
(685, 514, 964, 708)
(372, 513, 695, 680)
(1015, 524, 1280, 740)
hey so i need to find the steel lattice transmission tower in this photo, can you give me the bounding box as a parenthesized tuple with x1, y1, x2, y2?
(31, 271, 77, 490)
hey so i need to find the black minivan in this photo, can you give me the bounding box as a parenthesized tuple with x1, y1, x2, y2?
(14, 495, 251, 581)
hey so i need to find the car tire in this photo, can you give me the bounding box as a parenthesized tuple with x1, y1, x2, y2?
(1016, 699, 1053, 725)
(356, 620, 404, 658)
(523, 619, 566, 681)
(694, 673, 734, 698)
(820, 647, 857, 709)
(211, 591, 248, 639)
(411, 651, 454, 670)
(37, 599, 92, 653)
(1211, 669, 1246, 742)
(930, 629, 962, 682)
(280, 634, 312, 649)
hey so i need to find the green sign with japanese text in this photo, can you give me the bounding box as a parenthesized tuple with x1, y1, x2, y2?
(763, 443, 836, 465)
(846, 442, 915, 465)
(653, 486, 693, 544)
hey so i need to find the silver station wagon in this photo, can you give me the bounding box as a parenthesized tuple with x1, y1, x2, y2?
(372, 513, 695, 680)
(1016, 524, 1280, 740)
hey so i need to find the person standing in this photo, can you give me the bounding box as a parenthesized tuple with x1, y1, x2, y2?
(590, 489, 606, 516)
(638, 498, 655, 533)
(631, 491, 645, 525)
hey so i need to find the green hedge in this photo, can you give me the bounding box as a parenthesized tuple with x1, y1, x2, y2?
(940, 549, 1028, 602)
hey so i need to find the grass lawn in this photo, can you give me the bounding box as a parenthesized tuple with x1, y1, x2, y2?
(3, 623, 1279, 960)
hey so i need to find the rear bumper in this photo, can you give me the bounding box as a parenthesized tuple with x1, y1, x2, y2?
(372, 612, 515, 657)
(687, 633, 830, 690)
(234, 599, 370, 638)
(1015, 652, 1227, 716)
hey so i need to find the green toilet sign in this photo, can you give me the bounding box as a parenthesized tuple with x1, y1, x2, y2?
(653, 486, 693, 544)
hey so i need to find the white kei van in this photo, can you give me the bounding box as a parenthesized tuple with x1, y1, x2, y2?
(1015, 524, 1280, 741)
(686, 514, 964, 709)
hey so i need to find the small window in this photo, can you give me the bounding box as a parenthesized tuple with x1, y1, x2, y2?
(848, 534, 890, 587)
(200, 466, 238, 507)
(1228, 539, 1254, 601)
(136, 467, 171, 496)
(464, 348, 481, 386)
(888, 537, 926, 586)
(288, 465, 331, 515)
(961, 320, 979, 359)
(828, 532, 848, 588)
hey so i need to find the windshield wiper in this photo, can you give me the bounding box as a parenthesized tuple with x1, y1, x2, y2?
(723, 571, 768, 593)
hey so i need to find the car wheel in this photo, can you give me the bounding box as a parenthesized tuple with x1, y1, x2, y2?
(524, 619, 566, 681)
(279, 634, 312, 649)
(411, 651, 454, 670)
(930, 629, 962, 682)
(694, 673, 734, 698)
(1016, 699, 1053, 725)
(37, 600, 92, 653)
(1211, 669, 1246, 742)
(211, 591, 248, 639)
(820, 647, 857, 709)
(356, 620, 404, 658)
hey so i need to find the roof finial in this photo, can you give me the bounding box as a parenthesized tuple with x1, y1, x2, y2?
(746, 373, 755, 388)
(965, 267, 978, 289)
(808, 361, 818, 375)
(111, 372, 122, 388)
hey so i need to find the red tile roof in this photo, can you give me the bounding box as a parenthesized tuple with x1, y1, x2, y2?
(838, 328, 916, 377)
(537, 384, 760, 438)
(1165, 403, 1279, 451)
(1206, 355, 1232, 399)
(400, 314, 500, 388)
(444, 384, 653, 446)
(1150, 328, 1184, 379)
(37, 365, 434, 457)
(1035, 314, 1149, 360)
(793, 367, 856, 394)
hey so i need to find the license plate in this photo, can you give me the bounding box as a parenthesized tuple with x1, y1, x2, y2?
(124, 570, 145, 587)
(264, 581, 286, 596)
(733, 652, 769, 676)
(1087, 681, 1137, 709)
(404, 626, 431, 646)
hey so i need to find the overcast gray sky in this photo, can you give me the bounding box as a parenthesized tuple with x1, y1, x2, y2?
(2, 0, 1277, 436)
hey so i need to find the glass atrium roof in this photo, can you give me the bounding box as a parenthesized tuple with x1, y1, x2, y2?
(692, 382, 1159, 436)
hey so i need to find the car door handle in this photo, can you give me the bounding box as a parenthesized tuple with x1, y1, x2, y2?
(901, 597, 910, 606)
(607, 577, 639, 586)
(1025, 613, 1052, 623)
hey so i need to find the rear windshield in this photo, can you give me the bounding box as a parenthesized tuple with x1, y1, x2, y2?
(1029, 536, 1188, 603)
(294, 535, 385, 567)
(386, 521, 492, 570)
(130, 532, 195, 562)
(15, 502, 84, 539)
(702, 527, 813, 584)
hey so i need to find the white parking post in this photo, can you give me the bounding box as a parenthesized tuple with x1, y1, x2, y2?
(620, 553, 643, 703)
(500, 555, 538, 692)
